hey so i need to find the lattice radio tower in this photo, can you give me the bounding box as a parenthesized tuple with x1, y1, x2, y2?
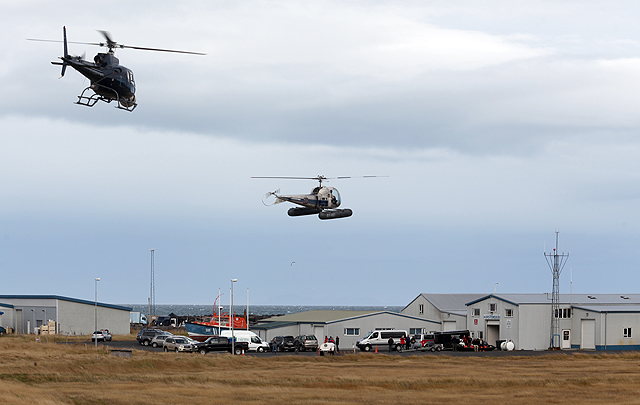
(544, 231, 569, 349)
(149, 249, 155, 320)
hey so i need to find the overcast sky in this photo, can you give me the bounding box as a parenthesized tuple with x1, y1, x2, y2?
(2, 1, 640, 307)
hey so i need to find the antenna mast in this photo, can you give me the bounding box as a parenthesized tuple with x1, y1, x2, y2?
(544, 231, 569, 349)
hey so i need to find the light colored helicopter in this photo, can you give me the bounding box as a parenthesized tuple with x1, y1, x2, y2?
(252, 175, 386, 220)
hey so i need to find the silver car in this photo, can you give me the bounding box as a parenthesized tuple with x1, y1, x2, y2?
(150, 332, 173, 348)
(163, 336, 195, 352)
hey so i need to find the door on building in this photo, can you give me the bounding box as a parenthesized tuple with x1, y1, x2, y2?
(486, 323, 500, 347)
(562, 329, 571, 349)
(16, 309, 23, 334)
(314, 326, 325, 342)
(443, 321, 457, 331)
(581, 319, 595, 350)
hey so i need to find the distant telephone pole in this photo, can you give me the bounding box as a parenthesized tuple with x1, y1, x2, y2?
(150, 249, 155, 321)
(544, 232, 569, 349)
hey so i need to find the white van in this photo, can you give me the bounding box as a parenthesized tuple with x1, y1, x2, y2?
(356, 330, 407, 352)
(220, 330, 270, 352)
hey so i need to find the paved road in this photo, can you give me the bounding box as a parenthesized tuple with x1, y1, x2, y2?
(81, 340, 615, 357)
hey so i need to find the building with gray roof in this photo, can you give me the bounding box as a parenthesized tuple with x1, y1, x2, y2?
(401, 293, 640, 351)
(402, 293, 486, 331)
(0, 295, 131, 336)
(466, 293, 640, 351)
(253, 309, 441, 350)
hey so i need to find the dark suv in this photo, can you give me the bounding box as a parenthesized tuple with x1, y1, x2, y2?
(294, 335, 319, 351)
(136, 328, 166, 346)
(270, 335, 296, 352)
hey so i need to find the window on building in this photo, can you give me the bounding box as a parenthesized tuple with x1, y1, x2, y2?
(472, 308, 480, 316)
(554, 308, 572, 319)
(409, 328, 423, 335)
(489, 303, 497, 312)
(478, 331, 483, 339)
(505, 308, 513, 317)
(419, 304, 424, 315)
(624, 328, 632, 338)
(344, 328, 360, 336)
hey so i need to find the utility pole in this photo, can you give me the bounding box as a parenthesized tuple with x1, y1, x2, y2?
(544, 231, 569, 350)
(150, 249, 155, 322)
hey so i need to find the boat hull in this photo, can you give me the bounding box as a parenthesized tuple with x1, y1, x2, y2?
(185, 322, 228, 342)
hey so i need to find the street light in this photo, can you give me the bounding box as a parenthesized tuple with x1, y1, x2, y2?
(95, 278, 100, 348)
(231, 279, 237, 355)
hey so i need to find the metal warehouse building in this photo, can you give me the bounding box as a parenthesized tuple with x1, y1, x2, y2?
(252, 310, 440, 349)
(401, 293, 486, 331)
(401, 293, 640, 351)
(464, 293, 640, 351)
(0, 295, 131, 336)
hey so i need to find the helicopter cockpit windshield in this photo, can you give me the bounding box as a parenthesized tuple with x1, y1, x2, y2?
(330, 188, 341, 207)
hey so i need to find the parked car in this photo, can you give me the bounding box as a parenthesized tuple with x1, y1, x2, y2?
(163, 336, 195, 352)
(150, 332, 173, 348)
(137, 328, 166, 346)
(413, 333, 440, 351)
(91, 330, 112, 342)
(220, 330, 270, 352)
(356, 329, 407, 352)
(294, 335, 319, 351)
(270, 336, 296, 352)
(194, 336, 249, 355)
(319, 342, 335, 356)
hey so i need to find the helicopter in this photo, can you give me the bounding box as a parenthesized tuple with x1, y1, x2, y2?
(28, 27, 204, 112)
(252, 175, 387, 220)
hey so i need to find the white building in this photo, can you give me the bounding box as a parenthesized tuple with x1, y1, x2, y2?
(402, 293, 640, 351)
(402, 293, 485, 331)
(253, 310, 441, 349)
(465, 293, 640, 351)
(0, 295, 131, 336)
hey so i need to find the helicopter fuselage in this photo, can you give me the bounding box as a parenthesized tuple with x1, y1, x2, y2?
(275, 186, 341, 210)
(54, 52, 136, 107)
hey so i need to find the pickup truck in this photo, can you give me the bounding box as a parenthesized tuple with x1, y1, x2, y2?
(194, 336, 249, 355)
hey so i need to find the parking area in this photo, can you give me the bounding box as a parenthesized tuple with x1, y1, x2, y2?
(83, 339, 610, 358)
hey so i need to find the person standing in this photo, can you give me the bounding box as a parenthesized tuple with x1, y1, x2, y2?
(335, 336, 340, 353)
(388, 337, 394, 352)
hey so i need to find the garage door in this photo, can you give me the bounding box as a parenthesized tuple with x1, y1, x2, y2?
(443, 321, 457, 331)
(581, 319, 595, 350)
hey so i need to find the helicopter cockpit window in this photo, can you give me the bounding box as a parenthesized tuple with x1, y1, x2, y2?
(330, 188, 341, 206)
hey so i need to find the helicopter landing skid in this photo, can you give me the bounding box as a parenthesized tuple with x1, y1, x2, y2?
(75, 86, 137, 112)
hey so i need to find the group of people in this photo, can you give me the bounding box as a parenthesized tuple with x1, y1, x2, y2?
(324, 335, 339, 353)
(453, 335, 491, 351)
(387, 335, 416, 352)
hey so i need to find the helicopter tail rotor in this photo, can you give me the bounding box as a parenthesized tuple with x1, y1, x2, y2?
(261, 189, 281, 206)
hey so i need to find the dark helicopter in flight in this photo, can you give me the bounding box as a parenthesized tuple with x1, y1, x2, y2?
(252, 175, 387, 220)
(28, 27, 204, 111)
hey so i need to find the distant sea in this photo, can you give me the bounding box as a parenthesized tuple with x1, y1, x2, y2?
(125, 304, 403, 316)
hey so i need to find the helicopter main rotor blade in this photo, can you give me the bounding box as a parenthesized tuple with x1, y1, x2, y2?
(251, 176, 325, 180)
(252, 175, 388, 180)
(119, 44, 205, 55)
(29, 32, 205, 55)
(98, 30, 116, 47)
(335, 175, 389, 179)
(27, 38, 106, 47)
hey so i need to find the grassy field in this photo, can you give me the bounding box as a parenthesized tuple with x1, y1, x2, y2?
(1, 335, 640, 404)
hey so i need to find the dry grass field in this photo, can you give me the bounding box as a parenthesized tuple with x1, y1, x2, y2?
(1, 335, 640, 404)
